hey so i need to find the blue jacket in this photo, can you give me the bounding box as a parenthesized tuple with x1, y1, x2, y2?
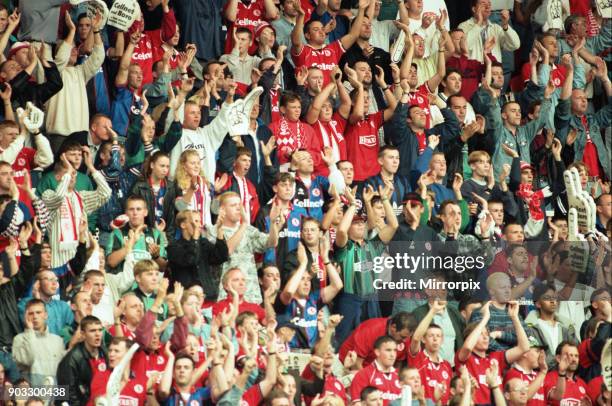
(17, 298, 74, 336)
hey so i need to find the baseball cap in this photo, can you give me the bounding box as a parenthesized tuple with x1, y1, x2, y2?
(520, 161, 534, 172)
(402, 192, 424, 206)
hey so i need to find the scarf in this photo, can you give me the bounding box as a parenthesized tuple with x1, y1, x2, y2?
(276, 117, 304, 158)
(149, 178, 166, 224)
(59, 192, 83, 252)
(516, 183, 545, 221)
(317, 119, 344, 163)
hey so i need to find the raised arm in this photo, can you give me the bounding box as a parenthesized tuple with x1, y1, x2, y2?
(374, 66, 398, 122)
(399, 25, 415, 80)
(291, 5, 306, 53)
(340, 1, 368, 50)
(504, 301, 529, 363)
(305, 82, 337, 125)
(319, 236, 343, 303)
(335, 187, 357, 248)
(409, 300, 446, 355)
(263, 0, 279, 19)
(224, 0, 239, 22)
(426, 34, 447, 91)
(280, 242, 309, 305)
(115, 31, 139, 87)
(347, 70, 365, 124)
(376, 183, 399, 243)
(457, 301, 490, 362)
(0, 10, 19, 63)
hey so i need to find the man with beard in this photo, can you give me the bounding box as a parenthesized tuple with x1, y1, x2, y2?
(57, 316, 108, 406)
(544, 341, 591, 406)
(339, 18, 392, 87)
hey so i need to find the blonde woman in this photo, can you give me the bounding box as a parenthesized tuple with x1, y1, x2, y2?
(174, 149, 226, 231)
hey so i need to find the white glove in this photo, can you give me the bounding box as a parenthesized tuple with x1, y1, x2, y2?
(567, 207, 589, 274)
(541, 185, 552, 198)
(564, 167, 595, 235)
(225, 86, 264, 136)
(23, 102, 44, 133)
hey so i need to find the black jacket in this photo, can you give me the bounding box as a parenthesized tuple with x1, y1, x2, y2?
(130, 178, 178, 241)
(167, 236, 229, 297)
(9, 63, 63, 110)
(0, 244, 39, 348)
(56, 341, 108, 406)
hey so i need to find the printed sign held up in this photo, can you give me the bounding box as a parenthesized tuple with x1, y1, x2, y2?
(107, 0, 141, 31)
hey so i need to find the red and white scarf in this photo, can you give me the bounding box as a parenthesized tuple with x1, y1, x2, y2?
(317, 119, 343, 163)
(59, 192, 83, 251)
(276, 117, 305, 156)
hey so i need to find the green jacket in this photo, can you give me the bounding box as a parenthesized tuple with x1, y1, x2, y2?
(556, 97, 612, 180)
(486, 96, 552, 180)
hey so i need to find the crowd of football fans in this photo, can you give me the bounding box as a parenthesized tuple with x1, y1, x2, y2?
(0, 0, 610, 404)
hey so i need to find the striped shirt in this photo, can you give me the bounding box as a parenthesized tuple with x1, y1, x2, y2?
(334, 237, 385, 297)
(41, 171, 112, 268)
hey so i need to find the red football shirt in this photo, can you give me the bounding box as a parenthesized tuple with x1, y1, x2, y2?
(543, 371, 589, 406)
(89, 369, 148, 406)
(292, 41, 346, 85)
(339, 317, 410, 367)
(131, 350, 168, 382)
(345, 111, 383, 181)
(408, 84, 432, 129)
(520, 63, 567, 89)
(350, 361, 402, 405)
(224, 0, 266, 55)
(130, 33, 155, 86)
(454, 350, 507, 405)
(301, 366, 347, 405)
(239, 383, 263, 406)
(407, 349, 452, 404)
(503, 365, 546, 406)
(586, 375, 604, 404)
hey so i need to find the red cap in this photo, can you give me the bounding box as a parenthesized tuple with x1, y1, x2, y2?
(520, 161, 534, 172)
(9, 42, 30, 58)
(255, 21, 275, 40)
